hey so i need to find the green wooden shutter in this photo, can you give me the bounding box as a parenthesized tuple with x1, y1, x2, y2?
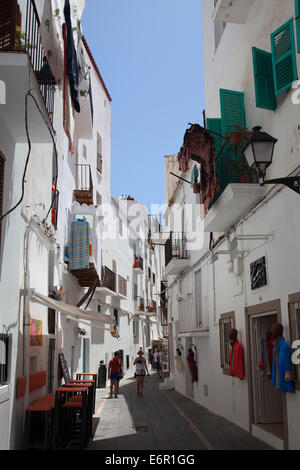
(252, 47, 277, 110)
(271, 18, 298, 95)
(295, 0, 300, 52)
(206, 118, 222, 156)
(219, 89, 246, 137)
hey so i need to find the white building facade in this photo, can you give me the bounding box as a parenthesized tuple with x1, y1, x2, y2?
(0, 0, 163, 449)
(165, 0, 300, 450)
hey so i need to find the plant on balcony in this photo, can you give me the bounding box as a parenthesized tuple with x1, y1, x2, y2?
(225, 124, 252, 148)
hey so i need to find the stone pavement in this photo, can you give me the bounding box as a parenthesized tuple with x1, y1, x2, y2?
(87, 372, 273, 451)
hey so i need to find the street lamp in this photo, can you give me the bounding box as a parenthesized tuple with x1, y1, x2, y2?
(243, 126, 300, 195)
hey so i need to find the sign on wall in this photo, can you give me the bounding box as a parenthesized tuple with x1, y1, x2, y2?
(250, 256, 267, 290)
(29, 318, 42, 346)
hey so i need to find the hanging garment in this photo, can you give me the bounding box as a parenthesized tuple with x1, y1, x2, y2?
(64, 0, 80, 112)
(258, 337, 272, 376)
(272, 338, 295, 393)
(187, 350, 198, 382)
(175, 355, 184, 374)
(177, 124, 219, 215)
(69, 219, 90, 270)
(230, 340, 245, 380)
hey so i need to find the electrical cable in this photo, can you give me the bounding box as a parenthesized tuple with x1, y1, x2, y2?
(0, 89, 58, 224)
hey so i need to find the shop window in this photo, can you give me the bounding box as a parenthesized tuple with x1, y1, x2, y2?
(219, 312, 235, 375)
(288, 292, 300, 389)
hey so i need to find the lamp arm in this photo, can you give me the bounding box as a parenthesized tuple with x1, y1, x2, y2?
(263, 176, 300, 195)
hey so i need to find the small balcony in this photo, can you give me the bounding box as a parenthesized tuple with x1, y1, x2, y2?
(0, 0, 56, 143)
(73, 164, 94, 206)
(134, 296, 145, 314)
(117, 274, 127, 299)
(133, 255, 143, 275)
(204, 143, 264, 233)
(213, 0, 254, 24)
(97, 266, 127, 300)
(165, 232, 189, 276)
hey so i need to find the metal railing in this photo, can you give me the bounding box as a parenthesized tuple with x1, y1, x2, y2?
(0, 0, 56, 121)
(165, 232, 188, 267)
(209, 142, 257, 208)
(118, 274, 127, 297)
(134, 296, 145, 312)
(101, 266, 116, 292)
(75, 164, 93, 192)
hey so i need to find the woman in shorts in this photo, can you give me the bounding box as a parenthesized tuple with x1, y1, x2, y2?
(134, 350, 149, 397)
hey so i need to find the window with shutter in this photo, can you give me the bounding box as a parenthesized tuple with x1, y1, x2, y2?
(295, 0, 300, 53)
(252, 47, 277, 110)
(206, 118, 222, 156)
(219, 89, 246, 137)
(271, 18, 298, 95)
(0, 152, 5, 250)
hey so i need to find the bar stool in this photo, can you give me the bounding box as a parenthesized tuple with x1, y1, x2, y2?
(53, 387, 88, 449)
(25, 401, 55, 450)
(75, 373, 97, 412)
(62, 382, 94, 438)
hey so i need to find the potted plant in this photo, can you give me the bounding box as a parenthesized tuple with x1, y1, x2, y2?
(193, 183, 201, 194)
(225, 124, 252, 149)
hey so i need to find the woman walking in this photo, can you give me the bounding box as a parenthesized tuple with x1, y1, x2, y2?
(108, 351, 123, 398)
(134, 350, 149, 397)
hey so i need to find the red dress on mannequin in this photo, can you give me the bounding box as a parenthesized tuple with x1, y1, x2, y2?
(230, 340, 245, 379)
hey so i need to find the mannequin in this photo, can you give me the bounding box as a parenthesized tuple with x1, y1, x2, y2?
(271, 323, 295, 393)
(229, 329, 245, 380)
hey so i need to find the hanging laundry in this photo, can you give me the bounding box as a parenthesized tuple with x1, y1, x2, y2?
(187, 348, 198, 382)
(175, 352, 184, 374)
(69, 219, 90, 270)
(64, 0, 80, 113)
(178, 124, 219, 215)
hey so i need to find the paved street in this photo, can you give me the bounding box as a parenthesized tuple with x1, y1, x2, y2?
(88, 372, 273, 451)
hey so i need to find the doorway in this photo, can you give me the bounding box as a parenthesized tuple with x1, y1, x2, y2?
(246, 300, 288, 449)
(47, 338, 56, 393)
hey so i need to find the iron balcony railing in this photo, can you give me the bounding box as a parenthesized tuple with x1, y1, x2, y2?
(75, 164, 93, 192)
(165, 232, 188, 268)
(118, 274, 127, 297)
(0, 0, 56, 121)
(134, 296, 145, 312)
(209, 142, 258, 209)
(101, 266, 116, 292)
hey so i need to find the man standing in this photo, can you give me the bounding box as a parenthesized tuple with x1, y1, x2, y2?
(108, 351, 123, 398)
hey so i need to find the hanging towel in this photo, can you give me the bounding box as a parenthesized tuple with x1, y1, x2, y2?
(69, 219, 90, 270)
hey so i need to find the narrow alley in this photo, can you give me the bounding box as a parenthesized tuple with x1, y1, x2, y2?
(88, 372, 273, 451)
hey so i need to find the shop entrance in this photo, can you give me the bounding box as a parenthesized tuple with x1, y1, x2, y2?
(246, 300, 287, 448)
(250, 313, 283, 428)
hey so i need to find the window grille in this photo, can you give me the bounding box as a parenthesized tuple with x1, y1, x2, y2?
(219, 312, 235, 374)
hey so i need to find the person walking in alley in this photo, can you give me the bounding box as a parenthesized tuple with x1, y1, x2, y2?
(153, 348, 162, 378)
(134, 350, 150, 396)
(108, 351, 123, 398)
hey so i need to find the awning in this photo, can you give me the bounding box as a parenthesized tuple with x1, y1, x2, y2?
(30, 291, 113, 325)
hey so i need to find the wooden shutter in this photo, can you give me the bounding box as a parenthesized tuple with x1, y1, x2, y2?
(295, 0, 300, 52)
(206, 118, 222, 156)
(0, 152, 5, 249)
(271, 18, 298, 95)
(252, 47, 277, 110)
(220, 89, 246, 137)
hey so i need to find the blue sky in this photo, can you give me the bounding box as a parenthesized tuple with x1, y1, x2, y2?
(82, 0, 205, 213)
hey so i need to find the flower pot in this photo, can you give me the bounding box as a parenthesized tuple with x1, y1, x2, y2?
(133, 261, 139, 268)
(231, 132, 241, 145)
(193, 183, 201, 194)
(239, 175, 252, 183)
